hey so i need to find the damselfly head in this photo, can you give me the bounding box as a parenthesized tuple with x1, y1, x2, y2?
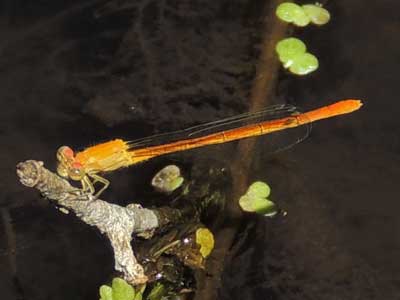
(57, 146, 75, 162)
(56, 163, 69, 178)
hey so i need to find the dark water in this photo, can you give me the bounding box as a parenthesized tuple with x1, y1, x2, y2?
(0, 0, 399, 299)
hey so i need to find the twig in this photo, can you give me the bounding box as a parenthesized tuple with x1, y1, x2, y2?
(16, 160, 161, 285)
(195, 1, 290, 299)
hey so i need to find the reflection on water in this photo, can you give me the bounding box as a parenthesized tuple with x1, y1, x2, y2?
(1, 0, 399, 299)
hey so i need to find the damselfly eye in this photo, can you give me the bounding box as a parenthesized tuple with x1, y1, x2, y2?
(57, 146, 74, 161)
(57, 164, 69, 178)
(68, 162, 84, 181)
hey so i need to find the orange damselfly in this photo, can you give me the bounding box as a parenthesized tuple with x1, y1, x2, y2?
(56, 99, 362, 196)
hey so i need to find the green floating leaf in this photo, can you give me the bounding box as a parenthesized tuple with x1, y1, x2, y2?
(247, 181, 271, 198)
(239, 181, 277, 216)
(276, 2, 303, 22)
(168, 177, 184, 192)
(292, 7, 310, 26)
(100, 285, 113, 300)
(147, 283, 166, 300)
(112, 278, 135, 300)
(133, 286, 145, 300)
(276, 37, 319, 76)
(252, 197, 277, 216)
(152, 165, 184, 193)
(275, 38, 306, 67)
(195, 228, 215, 258)
(276, 2, 310, 26)
(302, 4, 330, 25)
(239, 195, 254, 212)
(289, 52, 319, 75)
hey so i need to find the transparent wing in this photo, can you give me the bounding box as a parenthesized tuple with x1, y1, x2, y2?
(127, 104, 312, 155)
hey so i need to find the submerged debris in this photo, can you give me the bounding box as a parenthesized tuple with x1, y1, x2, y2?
(137, 223, 214, 278)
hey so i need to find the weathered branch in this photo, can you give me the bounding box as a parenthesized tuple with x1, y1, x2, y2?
(16, 160, 161, 285)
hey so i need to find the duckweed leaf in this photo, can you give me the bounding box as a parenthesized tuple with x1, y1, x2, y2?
(289, 52, 319, 75)
(252, 197, 277, 216)
(275, 38, 306, 67)
(239, 181, 277, 216)
(195, 228, 215, 258)
(291, 7, 310, 27)
(276, 2, 310, 26)
(133, 285, 146, 300)
(276, 2, 329, 26)
(302, 4, 330, 25)
(152, 165, 184, 193)
(247, 181, 271, 198)
(276, 37, 319, 75)
(276, 2, 303, 22)
(100, 285, 113, 300)
(169, 177, 184, 192)
(112, 278, 135, 300)
(238, 195, 254, 212)
(147, 283, 166, 300)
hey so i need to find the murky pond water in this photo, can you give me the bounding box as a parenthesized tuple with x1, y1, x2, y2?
(1, 0, 399, 299)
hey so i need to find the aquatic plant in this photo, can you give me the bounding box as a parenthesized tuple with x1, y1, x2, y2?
(100, 278, 145, 300)
(196, 227, 215, 258)
(151, 165, 184, 193)
(275, 2, 327, 75)
(239, 181, 277, 216)
(276, 2, 330, 26)
(275, 38, 319, 75)
(275, 37, 307, 68)
(301, 3, 331, 25)
(146, 283, 165, 300)
(276, 2, 310, 27)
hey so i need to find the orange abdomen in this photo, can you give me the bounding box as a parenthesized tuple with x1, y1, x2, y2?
(74, 100, 363, 173)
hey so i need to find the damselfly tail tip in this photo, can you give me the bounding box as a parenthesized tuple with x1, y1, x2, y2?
(334, 99, 363, 114)
(348, 99, 363, 109)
